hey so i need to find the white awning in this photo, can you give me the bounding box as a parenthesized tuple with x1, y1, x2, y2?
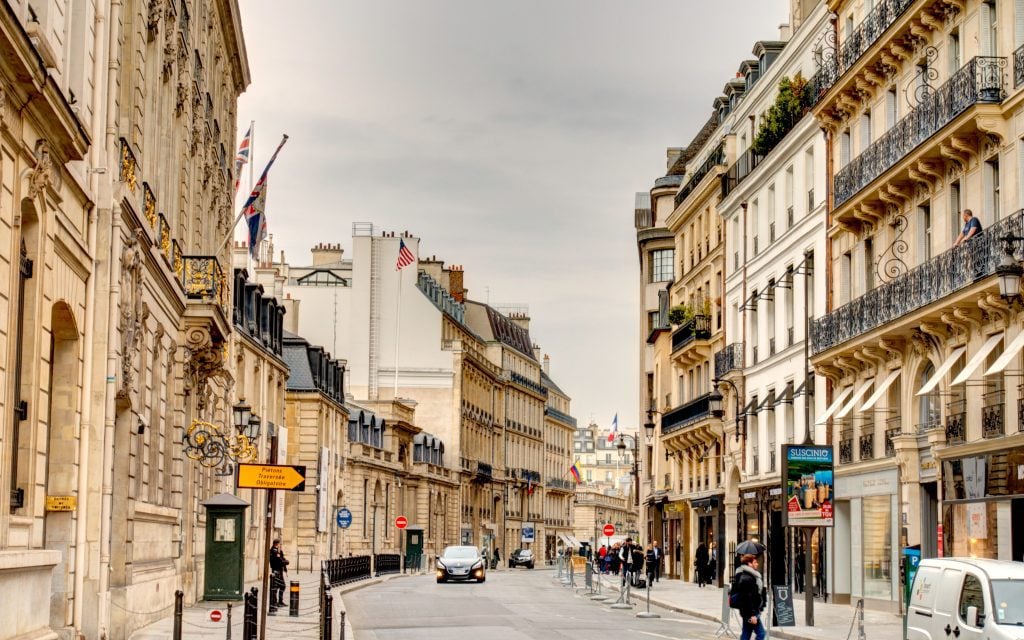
(985, 330, 1024, 376)
(950, 333, 1003, 386)
(835, 378, 875, 419)
(815, 386, 854, 425)
(917, 346, 967, 396)
(860, 369, 901, 413)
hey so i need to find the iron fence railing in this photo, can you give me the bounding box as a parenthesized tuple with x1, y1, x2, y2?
(1015, 43, 1024, 87)
(834, 56, 1006, 208)
(946, 400, 966, 444)
(675, 142, 726, 208)
(671, 314, 711, 352)
(374, 554, 401, 576)
(661, 393, 712, 435)
(715, 342, 744, 378)
(811, 209, 1024, 354)
(982, 389, 1005, 439)
(885, 416, 901, 457)
(859, 432, 874, 461)
(322, 556, 371, 586)
(839, 430, 853, 464)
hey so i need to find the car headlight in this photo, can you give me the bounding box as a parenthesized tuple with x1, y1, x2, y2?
(436, 561, 446, 570)
(472, 560, 483, 569)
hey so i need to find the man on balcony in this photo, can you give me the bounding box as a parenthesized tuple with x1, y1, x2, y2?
(953, 209, 983, 247)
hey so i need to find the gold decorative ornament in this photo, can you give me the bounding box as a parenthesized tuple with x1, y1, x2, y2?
(183, 419, 257, 467)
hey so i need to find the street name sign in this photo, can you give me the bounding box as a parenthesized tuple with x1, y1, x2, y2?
(236, 463, 306, 491)
(337, 507, 353, 528)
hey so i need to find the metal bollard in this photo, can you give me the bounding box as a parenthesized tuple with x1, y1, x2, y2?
(858, 598, 866, 640)
(339, 609, 346, 640)
(226, 602, 232, 640)
(290, 580, 300, 617)
(172, 590, 183, 640)
(636, 579, 660, 618)
(323, 593, 333, 640)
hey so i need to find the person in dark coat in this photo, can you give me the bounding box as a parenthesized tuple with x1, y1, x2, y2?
(733, 554, 765, 640)
(269, 539, 288, 607)
(695, 542, 709, 587)
(644, 543, 658, 586)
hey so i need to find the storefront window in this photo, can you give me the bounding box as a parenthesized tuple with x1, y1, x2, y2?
(944, 502, 998, 559)
(862, 495, 892, 599)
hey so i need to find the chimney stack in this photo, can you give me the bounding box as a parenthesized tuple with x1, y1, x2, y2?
(310, 242, 344, 266)
(543, 354, 550, 375)
(449, 265, 466, 302)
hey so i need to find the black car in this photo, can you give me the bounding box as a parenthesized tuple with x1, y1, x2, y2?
(436, 545, 486, 583)
(508, 549, 534, 569)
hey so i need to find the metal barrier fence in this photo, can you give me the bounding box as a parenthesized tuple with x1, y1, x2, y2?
(374, 553, 401, 576)
(322, 556, 372, 587)
(242, 587, 258, 640)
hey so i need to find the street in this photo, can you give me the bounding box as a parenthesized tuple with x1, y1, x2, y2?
(343, 569, 721, 640)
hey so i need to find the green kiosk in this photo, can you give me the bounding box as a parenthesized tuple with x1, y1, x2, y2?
(202, 493, 250, 600)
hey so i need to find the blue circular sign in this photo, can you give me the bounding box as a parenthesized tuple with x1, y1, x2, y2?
(336, 507, 353, 529)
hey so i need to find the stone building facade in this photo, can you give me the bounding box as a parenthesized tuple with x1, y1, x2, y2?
(541, 368, 576, 562)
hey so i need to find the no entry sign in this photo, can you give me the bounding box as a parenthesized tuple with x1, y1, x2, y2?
(603, 524, 615, 537)
(210, 610, 222, 622)
(395, 516, 408, 529)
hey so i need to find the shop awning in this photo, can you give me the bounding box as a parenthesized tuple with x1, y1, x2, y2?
(860, 369, 901, 413)
(815, 386, 854, 425)
(773, 382, 794, 406)
(757, 391, 776, 412)
(917, 346, 967, 396)
(835, 378, 875, 419)
(950, 333, 1003, 386)
(558, 534, 573, 547)
(985, 330, 1024, 376)
(794, 377, 812, 398)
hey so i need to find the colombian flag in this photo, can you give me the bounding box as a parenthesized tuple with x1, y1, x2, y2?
(569, 462, 582, 484)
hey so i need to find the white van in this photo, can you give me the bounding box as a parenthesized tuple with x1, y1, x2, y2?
(907, 558, 1024, 640)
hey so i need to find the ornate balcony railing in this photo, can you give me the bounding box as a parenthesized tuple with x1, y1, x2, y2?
(982, 390, 1004, 439)
(834, 57, 1006, 208)
(859, 433, 874, 461)
(839, 430, 853, 464)
(946, 400, 966, 444)
(671, 314, 711, 353)
(1015, 44, 1024, 88)
(661, 393, 711, 435)
(769, 447, 777, 473)
(544, 406, 577, 428)
(885, 416, 901, 457)
(840, 0, 916, 79)
(475, 462, 493, 480)
(546, 478, 575, 491)
(674, 142, 725, 208)
(715, 342, 744, 378)
(811, 209, 1024, 354)
(182, 256, 228, 309)
(510, 371, 547, 397)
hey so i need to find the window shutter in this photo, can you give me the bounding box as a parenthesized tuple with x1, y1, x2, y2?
(917, 208, 929, 265)
(981, 2, 994, 56)
(886, 89, 897, 130)
(860, 113, 871, 153)
(984, 161, 995, 221)
(1016, 0, 1024, 48)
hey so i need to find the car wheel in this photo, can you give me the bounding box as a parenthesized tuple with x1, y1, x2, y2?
(528, 563, 534, 569)
(436, 577, 445, 584)
(479, 576, 486, 583)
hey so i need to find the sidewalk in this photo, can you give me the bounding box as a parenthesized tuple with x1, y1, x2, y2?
(129, 570, 404, 639)
(582, 573, 903, 640)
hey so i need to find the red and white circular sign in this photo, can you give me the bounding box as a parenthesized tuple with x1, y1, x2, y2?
(603, 524, 615, 537)
(395, 516, 408, 529)
(210, 610, 222, 623)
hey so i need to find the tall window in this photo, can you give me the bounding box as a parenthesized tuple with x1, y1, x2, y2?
(806, 251, 815, 319)
(840, 129, 851, 166)
(985, 157, 1001, 222)
(768, 184, 776, 242)
(805, 147, 815, 211)
(886, 87, 897, 130)
(785, 265, 795, 345)
(785, 166, 794, 228)
(950, 181, 962, 240)
(860, 111, 872, 153)
(920, 203, 933, 262)
(982, 0, 997, 56)
(949, 29, 961, 73)
(864, 238, 875, 292)
(650, 249, 674, 282)
(840, 251, 852, 305)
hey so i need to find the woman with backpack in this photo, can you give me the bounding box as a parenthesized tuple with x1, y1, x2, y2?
(731, 554, 765, 640)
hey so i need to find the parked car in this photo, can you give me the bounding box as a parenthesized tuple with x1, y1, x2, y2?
(509, 549, 535, 569)
(435, 545, 486, 583)
(907, 558, 1024, 640)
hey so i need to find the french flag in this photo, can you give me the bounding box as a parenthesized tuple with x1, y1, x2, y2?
(607, 413, 618, 443)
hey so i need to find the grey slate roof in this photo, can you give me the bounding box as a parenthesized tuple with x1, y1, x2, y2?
(282, 332, 317, 391)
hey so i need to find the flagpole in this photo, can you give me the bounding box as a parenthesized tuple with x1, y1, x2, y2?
(215, 133, 288, 258)
(393, 257, 403, 397)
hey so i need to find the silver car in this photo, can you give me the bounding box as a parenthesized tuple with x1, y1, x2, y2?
(436, 545, 486, 583)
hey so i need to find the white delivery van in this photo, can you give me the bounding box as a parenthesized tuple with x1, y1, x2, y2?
(907, 558, 1024, 640)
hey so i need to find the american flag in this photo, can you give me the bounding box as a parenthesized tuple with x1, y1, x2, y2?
(242, 134, 288, 259)
(396, 238, 415, 270)
(233, 124, 252, 194)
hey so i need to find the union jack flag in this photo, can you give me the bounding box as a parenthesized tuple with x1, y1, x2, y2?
(242, 134, 288, 259)
(233, 124, 252, 194)
(396, 238, 415, 270)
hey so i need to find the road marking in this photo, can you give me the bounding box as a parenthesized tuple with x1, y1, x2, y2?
(632, 630, 691, 640)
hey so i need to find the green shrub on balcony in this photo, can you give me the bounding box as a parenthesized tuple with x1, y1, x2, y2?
(753, 74, 812, 157)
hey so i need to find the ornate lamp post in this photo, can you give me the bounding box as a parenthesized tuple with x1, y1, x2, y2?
(183, 401, 261, 468)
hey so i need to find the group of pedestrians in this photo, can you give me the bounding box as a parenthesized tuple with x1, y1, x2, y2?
(693, 541, 718, 587)
(593, 538, 663, 587)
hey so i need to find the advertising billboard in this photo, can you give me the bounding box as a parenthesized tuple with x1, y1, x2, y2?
(782, 445, 834, 527)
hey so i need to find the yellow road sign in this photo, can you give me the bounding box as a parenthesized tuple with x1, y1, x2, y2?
(236, 463, 306, 491)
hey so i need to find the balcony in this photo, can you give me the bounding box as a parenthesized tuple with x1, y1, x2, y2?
(834, 56, 1006, 208)
(1016, 44, 1024, 88)
(720, 149, 763, 200)
(674, 142, 725, 208)
(544, 406, 577, 428)
(510, 371, 547, 397)
(946, 400, 966, 445)
(831, 0, 917, 88)
(474, 461, 493, 482)
(982, 390, 1004, 439)
(884, 416, 901, 457)
(661, 393, 712, 435)
(811, 209, 1024, 355)
(839, 430, 853, 465)
(546, 478, 576, 492)
(859, 433, 874, 461)
(715, 342, 744, 379)
(671, 314, 711, 353)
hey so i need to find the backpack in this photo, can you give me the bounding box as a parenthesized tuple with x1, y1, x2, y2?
(728, 581, 742, 609)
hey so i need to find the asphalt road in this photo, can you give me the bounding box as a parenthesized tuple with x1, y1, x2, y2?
(343, 568, 722, 640)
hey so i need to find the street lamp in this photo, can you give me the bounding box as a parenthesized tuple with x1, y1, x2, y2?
(996, 234, 1024, 302)
(617, 431, 646, 507)
(711, 378, 746, 442)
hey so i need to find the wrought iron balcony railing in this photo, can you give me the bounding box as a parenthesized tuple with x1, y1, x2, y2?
(544, 406, 577, 428)
(1015, 44, 1024, 88)
(946, 400, 966, 444)
(720, 149, 763, 199)
(714, 342, 744, 378)
(182, 256, 228, 309)
(859, 433, 874, 461)
(834, 56, 1006, 208)
(675, 142, 725, 208)
(769, 447, 777, 473)
(811, 209, 1024, 354)
(838, 0, 916, 81)
(982, 390, 1004, 439)
(671, 314, 711, 352)
(839, 430, 853, 464)
(884, 424, 900, 457)
(475, 462, 493, 480)
(661, 393, 712, 435)
(1018, 394, 1024, 432)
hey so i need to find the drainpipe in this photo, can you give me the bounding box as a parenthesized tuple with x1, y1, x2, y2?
(72, 0, 110, 631)
(98, 0, 123, 636)
(739, 201, 748, 458)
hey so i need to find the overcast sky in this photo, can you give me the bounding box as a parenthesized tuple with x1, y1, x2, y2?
(237, 1, 791, 430)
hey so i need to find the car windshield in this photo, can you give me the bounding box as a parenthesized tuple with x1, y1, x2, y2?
(441, 546, 478, 560)
(992, 580, 1024, 626)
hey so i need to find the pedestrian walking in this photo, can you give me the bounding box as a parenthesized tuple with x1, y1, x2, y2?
(732, 554, 766, 640)
(269, 539, 288, 608)
(708, 542, 718, 586)
(695, 542, 709, 587)
(492, 547, 501, 569)
(645, 543, 658, 587)
(619, 538, 634, 585)
(652, 541, 662, 582)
